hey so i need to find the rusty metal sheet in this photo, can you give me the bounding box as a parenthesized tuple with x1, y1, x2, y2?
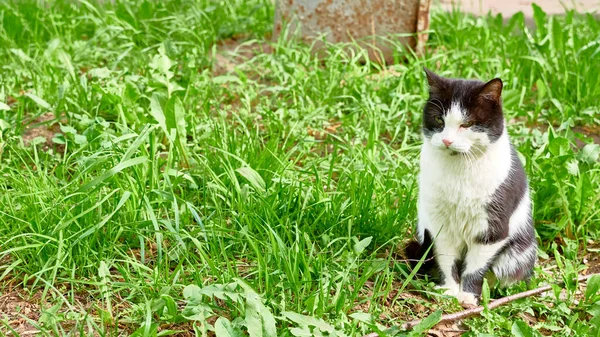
(273, 0, 432, 63)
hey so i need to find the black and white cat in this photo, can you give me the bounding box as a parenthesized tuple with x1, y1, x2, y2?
(406, 68, 537, 306)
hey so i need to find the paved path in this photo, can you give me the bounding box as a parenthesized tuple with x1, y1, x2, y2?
(438, 0, 600, 18)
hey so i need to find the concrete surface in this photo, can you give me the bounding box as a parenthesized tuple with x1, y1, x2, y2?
(438, 0, 600, 18)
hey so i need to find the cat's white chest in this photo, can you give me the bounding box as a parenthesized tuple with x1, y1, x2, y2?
(425, 174, 490, 241)
(418, 140, 511, 242)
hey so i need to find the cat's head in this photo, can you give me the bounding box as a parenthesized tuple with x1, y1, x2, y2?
(422, 68, 505, 156)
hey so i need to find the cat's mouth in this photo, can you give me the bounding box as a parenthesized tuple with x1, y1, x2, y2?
(450, 151, 459, 156)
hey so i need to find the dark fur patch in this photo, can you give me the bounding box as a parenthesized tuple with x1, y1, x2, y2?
(509, 222, 536, 254)
(491, 222, 537, 283)
(452, 259, 463, 284)
(405, 229, 437, 273)
(423, 69, 504, 142)
(509, 263, 535, 282)
(461, 267, 488, 296)
(476, 146, 528, 244)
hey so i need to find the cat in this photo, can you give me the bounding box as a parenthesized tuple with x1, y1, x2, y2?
(405, 68, 537, 306)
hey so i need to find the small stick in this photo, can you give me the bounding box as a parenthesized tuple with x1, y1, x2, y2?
(362, 273, 599, 337)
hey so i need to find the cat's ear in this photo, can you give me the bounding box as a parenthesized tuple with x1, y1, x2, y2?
(479, 78, 503, 102)
(424, 67, 445, 94)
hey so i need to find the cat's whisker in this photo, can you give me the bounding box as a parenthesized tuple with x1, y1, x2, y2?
(458, 148, 477, 169)
(429, 98, 445, 113)
(469, 149, 480, 159)
(465, 151, 477, 170)
(474, 146, 490, 161)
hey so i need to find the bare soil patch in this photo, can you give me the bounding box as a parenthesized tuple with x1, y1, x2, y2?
(0, 290, 41, 336)
(21, 112, 65, 153)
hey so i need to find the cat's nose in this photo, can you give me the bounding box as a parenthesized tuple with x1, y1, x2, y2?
(442, 139, 453, 147)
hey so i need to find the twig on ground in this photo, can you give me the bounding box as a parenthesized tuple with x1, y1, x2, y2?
(362, 273, 600, 337)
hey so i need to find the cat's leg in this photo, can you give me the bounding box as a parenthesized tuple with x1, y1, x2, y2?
(458, 241, 506, 305)
(492, 232, 537, 286)
(433, 236, 463, 297)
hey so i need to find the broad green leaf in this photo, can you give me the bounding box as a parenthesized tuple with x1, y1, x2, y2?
(172, 96, 187, 140)
(98, 261, 110, 279)
(181, 286, 214, 321)
(213, 75, 242, 84)
(566, 160, 579, 176)
(39, 303, 62, 327)
(410, 310, 441, 336)
(572, 173, 584, 213)
(550, 99, 563, 113)
(124, 81, 141, 103)
(215, 317, 243, 337)
(535, 79, 546, 101)
(532, 3, 547, 37)
(89, 67, 111, 79)
(237, 280, 276, 337)
(183, 285, 203, 304)
(52, 135, 66, 144)
(579, 144, 600, 164)
(198, 283, 243, 303)
(245, 294, 262, 337)
(30, 136, 47, 146)
(588, 303, 600, 317)
(149, 93, 168, 134)
(74, 134, 88, 145)
(236, 167, 266, 192)
(60, 125, 78, 135)
(161, 294, 178, 318)
(282, 311, 335, 332)
(25, 92, 51, 110)
(289, 327, 312, 337)
(481, 278, 490, 308)
(511, 320, 540, 337)
(550, 16, 564, 54)
(151, 46, 173, 77)
(548, 137, 570, 157)
(0, 119, 9, 131)
(590, 314, 600, 336)
(245, 291, 277, 337)
(353, 236, 372, 254)
(586, 275, 600, 301)
(349, 312, 372, 323)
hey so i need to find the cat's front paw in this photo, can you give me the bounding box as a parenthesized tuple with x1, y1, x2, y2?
(435, 284, 460, 297)
(456, 291, 479, 307)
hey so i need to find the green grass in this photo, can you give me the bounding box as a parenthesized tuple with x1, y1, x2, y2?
(0, 0, 599, 336)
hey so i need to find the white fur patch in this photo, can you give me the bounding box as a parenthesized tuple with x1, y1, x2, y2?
(456, 291, 478, 306)
(429, 101, 491, 154)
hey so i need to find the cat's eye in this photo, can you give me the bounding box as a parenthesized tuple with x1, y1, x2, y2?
(435, 117, 444, 125)
(461, 121, 474, 128)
